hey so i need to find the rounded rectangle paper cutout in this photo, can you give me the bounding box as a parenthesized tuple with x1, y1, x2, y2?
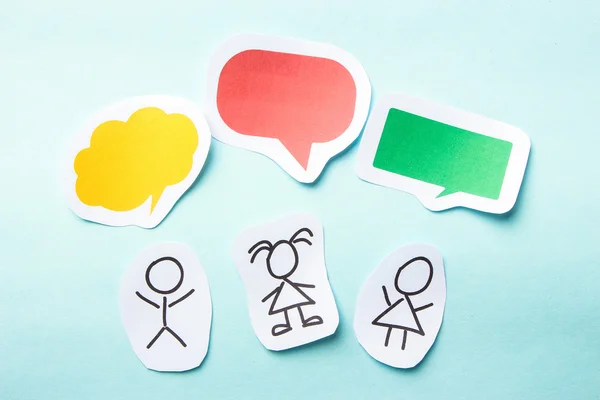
(64, 95, 212, 228)
(206, 34, 372, 183)
(119, 242, 212, 372)
(354, 243, 446, 369)
(232, 213, 339, 351)
(356, 93, 531, 214)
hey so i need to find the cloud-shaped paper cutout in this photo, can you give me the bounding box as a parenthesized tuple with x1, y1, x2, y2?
(65, 96, 211, 228)
(75, 107, 198, 213)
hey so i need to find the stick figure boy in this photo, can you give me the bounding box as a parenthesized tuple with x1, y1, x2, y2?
(135, 257, 195, 349)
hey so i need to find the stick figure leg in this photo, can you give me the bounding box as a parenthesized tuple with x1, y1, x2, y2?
(401, 330, 408, 350)
(165, 326, 187, 347)
(271, 310, 292, 336)
(384, 328, 393, 347)
(298, 306, 323, 328)
(147, 327, 166, 349)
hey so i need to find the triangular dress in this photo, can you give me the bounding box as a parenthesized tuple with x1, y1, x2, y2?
(269, 281, 315, 314)
(372, 297, 425, 335)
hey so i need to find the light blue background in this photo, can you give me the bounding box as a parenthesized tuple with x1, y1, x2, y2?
(1, 1, 599, 399)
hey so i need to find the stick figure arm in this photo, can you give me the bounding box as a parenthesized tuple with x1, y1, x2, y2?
(136, 291, 160, 309)
(261, 286, 280, 303)
(168, 289, 195, 308)
(414, 302, 434, 312)
(382, 286, 391, 306)
(293, 282, 315, 289)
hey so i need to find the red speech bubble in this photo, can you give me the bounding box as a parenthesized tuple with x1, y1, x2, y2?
(216, 50, 357, 169)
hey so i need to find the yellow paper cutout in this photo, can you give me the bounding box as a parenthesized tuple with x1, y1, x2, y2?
(74, 107, 199, 214)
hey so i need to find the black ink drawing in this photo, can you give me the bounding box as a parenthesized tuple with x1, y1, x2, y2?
(135, 257, 195, 349)
(372, 256, 434, 350)
(248, 227, 323, 337)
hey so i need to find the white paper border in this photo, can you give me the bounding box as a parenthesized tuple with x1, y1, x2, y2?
(119, 242, 212, 372)
(206, 34, 372, 183)
(63, 95, 211, 228)
(354, 243, 446, 368)
(232, 213, 340, 351)
(355, 93, 531, 214)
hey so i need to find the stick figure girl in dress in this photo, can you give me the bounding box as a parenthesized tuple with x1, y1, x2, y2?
(372, 256, 434, 350)
(248, 227, 323, 337)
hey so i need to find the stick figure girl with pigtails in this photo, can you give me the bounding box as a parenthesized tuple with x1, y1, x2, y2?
(248, 227, 324, 336)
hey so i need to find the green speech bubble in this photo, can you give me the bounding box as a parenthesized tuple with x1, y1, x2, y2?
(372, 108, 513, 200)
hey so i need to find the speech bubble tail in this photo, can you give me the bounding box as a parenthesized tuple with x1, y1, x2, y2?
(436, 187, 456, 198)
(149, 188, 165, 214)
(279, 138, 312, 170)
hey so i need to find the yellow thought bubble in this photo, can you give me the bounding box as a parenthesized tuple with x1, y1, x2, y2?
(74, 107, 199, 214)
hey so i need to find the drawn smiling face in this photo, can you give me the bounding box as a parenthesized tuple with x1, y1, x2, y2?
(266, 241, 299, 279)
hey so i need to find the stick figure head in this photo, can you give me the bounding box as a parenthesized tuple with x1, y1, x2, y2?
(145, 257, 184, 294)
(248, 227, 313, 279)
(394, 256, 433, 296)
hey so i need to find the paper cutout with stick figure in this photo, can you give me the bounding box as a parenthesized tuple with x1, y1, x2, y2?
(135, 257, 196, 349)
(371, 256, 434, 350)
(249, 227, 323, 336)
(233, 213, 339, 351)
(354, 244, 446, 368)
(120, 243, 212, 372)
